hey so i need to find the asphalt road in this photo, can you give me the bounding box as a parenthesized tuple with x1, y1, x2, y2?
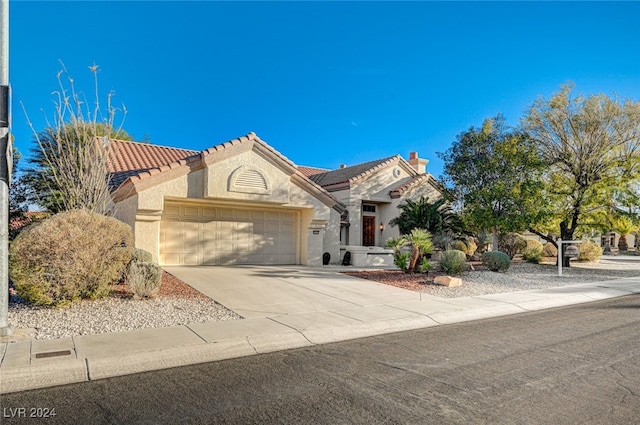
(2, 295, 639, 424)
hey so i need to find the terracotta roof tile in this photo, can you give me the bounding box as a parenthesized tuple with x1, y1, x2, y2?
(297, 166, 330, 178)
(107, 139, 199, 188)
(108, 139, 198, 173)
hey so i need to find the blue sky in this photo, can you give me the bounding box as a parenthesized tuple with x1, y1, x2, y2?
(8, 1, 640, 178)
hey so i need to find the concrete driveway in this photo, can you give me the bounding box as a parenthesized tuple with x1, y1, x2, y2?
(164, 265, 422, 319)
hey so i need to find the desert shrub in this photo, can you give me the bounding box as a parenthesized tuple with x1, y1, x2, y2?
(482, 251, 511, 272)
(127, 262, 162, 299)
(578, 240, 603, 262)
(543, 242, 558, 257)
(130, 248, 153, 264)
(450, 240, 468, 254)
(475, 232, 491, 253)
(432, 233, 454, 251)
(10, 210, 134, 307)
(522, 239, 544, 264)
(465, 238, 478, 257)
(498, 233, 527, 259)
(439, 250, 467, 275)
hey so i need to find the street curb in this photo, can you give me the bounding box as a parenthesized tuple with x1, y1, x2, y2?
(1, 279, 639, 394)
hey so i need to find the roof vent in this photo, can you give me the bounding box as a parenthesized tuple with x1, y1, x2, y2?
(340, 164, 346, 169)
(229, 166, 270, 195)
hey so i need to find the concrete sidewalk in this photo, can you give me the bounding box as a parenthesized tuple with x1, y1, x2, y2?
(1, 267, 639, 394)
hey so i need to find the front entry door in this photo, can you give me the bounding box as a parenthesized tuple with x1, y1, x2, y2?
(362, 216, 376, 246)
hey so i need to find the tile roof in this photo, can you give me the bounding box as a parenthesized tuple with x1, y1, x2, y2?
(9, 211, 50, 232)
(108, 139, 198, 173)
(108, 133, 346, 212)
(297, 165, 330, 178)
(107, 139, 199, 188)
(307, 156, 399, 187)
(388, 174, 440, 198)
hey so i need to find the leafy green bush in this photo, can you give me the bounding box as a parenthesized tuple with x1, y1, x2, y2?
(578, 240, 603, 262)
(482, 251, 511, 272)
(543, 242, 558, 257)
(498, 233, 527, 259)
(127, 262, 162, 299)
(10, 210, 134, 307)
(522, 239, 544, 264)
(439, 250, 467, 275)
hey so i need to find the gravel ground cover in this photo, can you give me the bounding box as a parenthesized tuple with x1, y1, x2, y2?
(8, 271, 242, 340)
(7, 258, 638, 340)
(344, 257, 640, 298)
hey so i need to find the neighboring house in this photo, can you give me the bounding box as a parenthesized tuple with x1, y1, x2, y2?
(9, 211, 49, 239)
(303, 152, 441, 265)
(600, 232, 637, 251)
(108, 133, 441, 267)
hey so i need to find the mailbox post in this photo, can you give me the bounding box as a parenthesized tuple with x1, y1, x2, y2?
(557, 240, 583, 276)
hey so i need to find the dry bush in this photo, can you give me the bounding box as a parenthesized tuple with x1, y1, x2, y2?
(10, 210, 134, 307)
(578, 240, 603, 262)
(130, 248, 153, 264)
(522, 239, 544, 263)
(450, 240, 468, 254)
(465, 238, 478, 256)
(498, 233, 527, 259)
(127, 262, 162, 299)
(543, 242, 558, 257)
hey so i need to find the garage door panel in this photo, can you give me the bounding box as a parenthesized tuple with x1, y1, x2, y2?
(161, 204, 298, 266)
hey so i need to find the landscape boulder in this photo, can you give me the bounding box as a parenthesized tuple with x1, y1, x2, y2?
(434, 275, 463, 287)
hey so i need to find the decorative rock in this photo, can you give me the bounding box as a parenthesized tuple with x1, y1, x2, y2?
(434, 275, 463, 287)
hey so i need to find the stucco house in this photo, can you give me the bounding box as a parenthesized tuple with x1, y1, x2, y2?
(108, 133, 441, 267)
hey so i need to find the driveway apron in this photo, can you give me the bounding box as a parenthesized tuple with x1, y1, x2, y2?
(163, 266, 421, 318)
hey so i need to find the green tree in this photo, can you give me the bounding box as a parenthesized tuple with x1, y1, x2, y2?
(8, 147, 34, 238)
(389, 196, 462, 236)
(523, 84, 640, 265)
(438, 115, 546, 251)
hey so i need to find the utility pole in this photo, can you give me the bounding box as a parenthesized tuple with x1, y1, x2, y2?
(0, 0, 13, 336)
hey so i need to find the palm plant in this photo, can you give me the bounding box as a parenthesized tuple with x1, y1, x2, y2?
(612, 216, 635, 251)
(389, 196, 462, 236)
(387, 229, 433, 273)
(404, 229, 434, 272)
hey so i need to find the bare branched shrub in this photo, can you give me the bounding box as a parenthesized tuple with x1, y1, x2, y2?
(22, 62, 128, 214)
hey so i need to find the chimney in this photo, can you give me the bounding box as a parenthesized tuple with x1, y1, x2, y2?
(408, 151, 428, 174)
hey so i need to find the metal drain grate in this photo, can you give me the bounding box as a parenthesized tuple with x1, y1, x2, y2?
(35, 350, 72, 359)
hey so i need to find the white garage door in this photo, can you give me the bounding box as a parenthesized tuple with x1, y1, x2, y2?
(160, 203, 298, 266)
